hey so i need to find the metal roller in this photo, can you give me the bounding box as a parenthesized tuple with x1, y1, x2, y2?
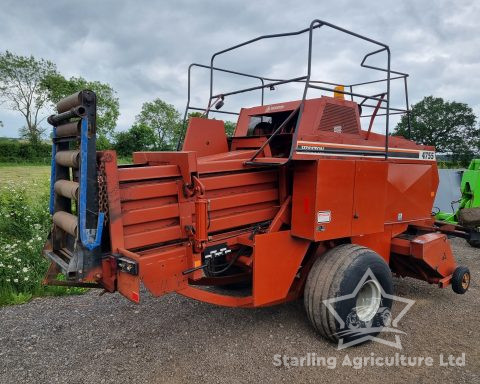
(54, 180, 79, 200)
(55, 150, 80, 168)
(47, 106, 86, 126)
(57, 91, 83, 113)
(53, 211, 78, 237)
(56, 121, 80, 138)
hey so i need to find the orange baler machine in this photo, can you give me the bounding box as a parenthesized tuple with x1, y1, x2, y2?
(43, 20, 474, 346)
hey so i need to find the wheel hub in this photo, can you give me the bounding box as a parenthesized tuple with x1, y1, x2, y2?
(462, 273, 470, 290)
(355, 279, 382, 322)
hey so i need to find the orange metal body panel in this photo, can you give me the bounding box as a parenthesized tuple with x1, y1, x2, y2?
(410, 233, 456, 278)
(116, 246, 188, 300)
(118, 164, 180, 182)
(291, 159, 355, 241)
(385, 163, 438, 224)
(253, 230, 310, 306)
(182, 117, 228, 157)
(132, 151, 197, 184)
(352, 223, 408, 262)
(390, 233, 457, 285)
(351, 161, 388, 235)
(178, 286, 253, 308)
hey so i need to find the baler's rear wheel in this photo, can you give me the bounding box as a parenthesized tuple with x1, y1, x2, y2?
(304, 244, 393, 345)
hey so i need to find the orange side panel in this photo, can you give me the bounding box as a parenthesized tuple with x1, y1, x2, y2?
(119, 181, 178, 202)
(291, 159, 355, 241)
(117, 165, 180, 182)
(410, 233, 456, 278)
(351, 161, 388, 235)
(385, 163, 438, 223)
(253, 230, 310, 306)
(138, 246, 188, 296)
(182, 117, 228, 157)
(117, 246, 188, 302)
(117, 272, 140, 303)
(352, 231, 392, 262)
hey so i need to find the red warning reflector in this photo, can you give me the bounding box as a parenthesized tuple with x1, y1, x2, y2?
(131, 291, 140, 303)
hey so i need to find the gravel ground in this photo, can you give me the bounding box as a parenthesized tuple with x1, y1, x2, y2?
(0, 238, 478, 383)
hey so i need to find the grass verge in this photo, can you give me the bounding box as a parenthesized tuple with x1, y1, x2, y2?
(0, 165, 87, 306)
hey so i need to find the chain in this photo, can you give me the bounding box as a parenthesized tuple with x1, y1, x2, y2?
(97, 159, 109, 223)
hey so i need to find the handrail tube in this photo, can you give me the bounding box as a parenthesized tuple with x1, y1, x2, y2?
(212, 76, 307, 99)
(308, 84, 388, 103)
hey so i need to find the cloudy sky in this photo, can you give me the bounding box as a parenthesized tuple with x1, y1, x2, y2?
(0, 0, 479, 137)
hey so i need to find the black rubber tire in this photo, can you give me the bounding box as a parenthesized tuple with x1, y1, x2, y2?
(467, 239, 480, 248)
(451, 266, 471, 294)
(304, 244, 393, 344)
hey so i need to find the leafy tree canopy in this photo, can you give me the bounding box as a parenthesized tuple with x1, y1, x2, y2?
(0, 51, 57, 143)
(114, 123, 156, 157)
(394, 96, 479, 164)
(135, 99, 182, 150)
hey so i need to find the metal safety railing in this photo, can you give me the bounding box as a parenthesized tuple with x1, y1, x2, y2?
(179, 19, 412, 160)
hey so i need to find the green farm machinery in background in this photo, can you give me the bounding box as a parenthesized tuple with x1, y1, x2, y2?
(436, 159, 480, 247)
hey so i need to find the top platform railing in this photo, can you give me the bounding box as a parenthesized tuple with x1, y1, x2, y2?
(179, 19, 412, 158)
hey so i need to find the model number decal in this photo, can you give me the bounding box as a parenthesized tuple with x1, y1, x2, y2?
(420, 151, 436, 160)
(317, 210, 331, 224)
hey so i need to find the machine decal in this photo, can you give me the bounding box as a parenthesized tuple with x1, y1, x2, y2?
(317, 210, 331, 224)
(265, 104, 285, 113)
(296, 141, 436, 161)
(419, 151, 436, 160)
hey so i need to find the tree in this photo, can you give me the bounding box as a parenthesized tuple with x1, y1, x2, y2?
(0, 51, 58, 143)
(41, 74, 119, 144)
(114, 123, 156, 157)
(394, 96, 479, 164)
(135, 99, 182, 150)
(224, 121, 236, 136)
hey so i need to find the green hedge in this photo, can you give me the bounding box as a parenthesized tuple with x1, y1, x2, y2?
(0, 140, 52, 164)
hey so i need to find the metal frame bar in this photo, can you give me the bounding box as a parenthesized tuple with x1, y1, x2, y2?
(49, 126, 57, 214)
(181, 19, 412, 159)
(178, 63, 266, 149)
(79, 118, 104, 250)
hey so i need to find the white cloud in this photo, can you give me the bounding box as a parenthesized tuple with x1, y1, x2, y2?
(0, 0, 479, 137)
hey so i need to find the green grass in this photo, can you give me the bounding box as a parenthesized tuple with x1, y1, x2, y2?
(0, 164, 86, 306)
(0, 164, 51, 196)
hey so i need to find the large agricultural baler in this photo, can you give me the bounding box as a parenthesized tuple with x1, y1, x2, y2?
(42, 20, 477, 345)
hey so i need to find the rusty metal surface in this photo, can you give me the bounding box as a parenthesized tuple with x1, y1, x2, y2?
(52, 211, 78, 237)
(56, 121, 80, 137)
(54, 180, 79, 200)
(55, 150, 80, 168)
(56, 91, 83, 113)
